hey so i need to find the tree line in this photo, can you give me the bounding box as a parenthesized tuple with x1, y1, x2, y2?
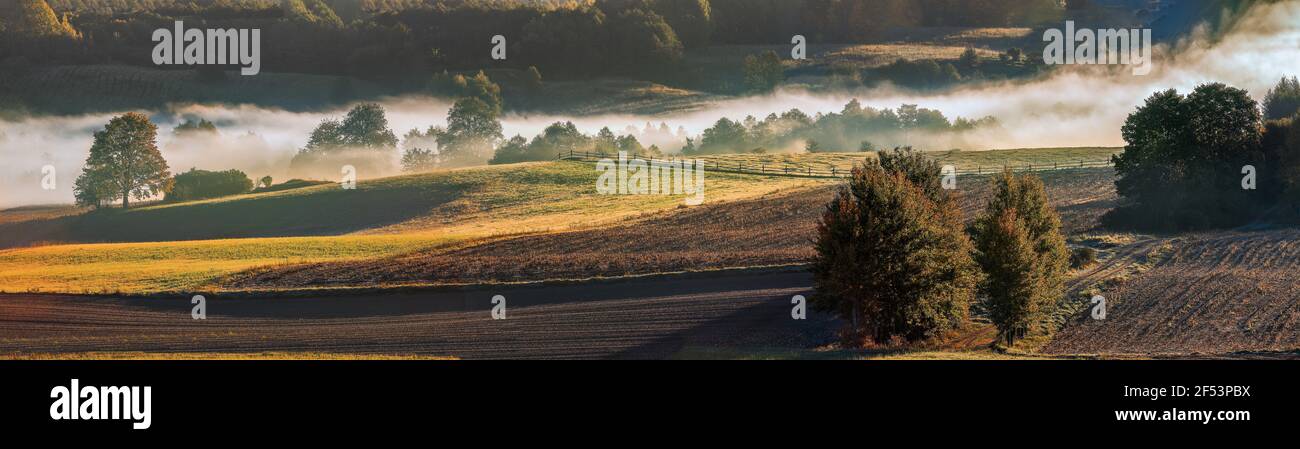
(1105, 77, 1300, 231)
(5, 0, 1068, 82)
(808, 75, 1300, 349)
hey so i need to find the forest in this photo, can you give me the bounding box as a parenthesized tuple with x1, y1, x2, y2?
(3, 0, 1068, 82)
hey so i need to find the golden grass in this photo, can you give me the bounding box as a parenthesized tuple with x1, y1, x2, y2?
(0, 234, 470, 294)
(0, 161, 822, 294)
(1, 351, 457, 360)
(0, 151, 1109, 295)
(698, 147, 1120, 173)
(821, 43, 1001, 65)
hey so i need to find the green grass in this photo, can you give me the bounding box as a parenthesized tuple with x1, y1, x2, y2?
(699, 147, 1120, 173)
(0, 161, 822, 294)
(0, 149, 1110, 295)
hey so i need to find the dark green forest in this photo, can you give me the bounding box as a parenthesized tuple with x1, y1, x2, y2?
(3, 0, 1066, 79)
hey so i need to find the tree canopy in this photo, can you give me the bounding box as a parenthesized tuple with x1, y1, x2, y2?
(1107, 83, 1266, 230)
(74, 112, 171, 209)
(811, 159, 979, 345)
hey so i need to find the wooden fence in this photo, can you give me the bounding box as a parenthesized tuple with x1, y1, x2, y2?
(558, 150, 1113, 179)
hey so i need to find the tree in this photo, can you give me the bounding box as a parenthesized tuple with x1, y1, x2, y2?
(174, 118, 217, 135)
(1107, 83, 1265, 230)
(970, 171, 1070, 347)
(401, 147, 439, 172)
(742, 50, 783, 92)
(518, 7, 609, 78)
(74, 112, 171, 209)
(300, 103, 398, 154)
(609, 7, 684, 72)
(1264, 76, 1300, 120)
(878, 146, 944, 203)
(463, 71, 503, 115)
(1005, 47, 1023, 62)
(6, 0, 78, 38)
(1267, 117, 1300, 210)
(654, 0, 711, 48)
(958, 47, 979, 68)
(810, 160, 979, 345)
(437, 97, 503, 166)
(524, 66, 544, 92)
(260, 176, 273, 189)
(487, 135, 531, 165)
(337, 103, 398, 150)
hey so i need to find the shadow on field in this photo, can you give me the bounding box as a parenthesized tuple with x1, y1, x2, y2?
(0, 181, 462, 248)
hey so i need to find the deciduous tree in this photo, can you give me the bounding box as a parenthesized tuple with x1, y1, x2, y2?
(74, 112, 171, 209)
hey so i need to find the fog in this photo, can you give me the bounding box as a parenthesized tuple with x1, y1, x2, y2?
(3, 0, 1299, 209)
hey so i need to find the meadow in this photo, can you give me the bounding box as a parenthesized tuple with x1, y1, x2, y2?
(0, 148, 1116, 295)
(0, 160, 821, 294)
(695, 147, 1120, 174)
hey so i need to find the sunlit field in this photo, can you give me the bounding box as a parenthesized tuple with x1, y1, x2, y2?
(0, 160, 822, 294)
(695, 147, 1120, 172)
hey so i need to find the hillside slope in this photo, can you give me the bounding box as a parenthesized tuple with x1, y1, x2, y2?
(1046, 229, 1300, 355)
(0, 160, 820, 294)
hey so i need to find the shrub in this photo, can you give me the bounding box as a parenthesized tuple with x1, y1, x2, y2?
(401, 147, 439, 172)
(1069, 247, 1097, 269)
(166, 168, 253, 202)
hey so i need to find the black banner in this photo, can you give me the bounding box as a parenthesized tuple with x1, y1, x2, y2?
(2, 360, 1293, 438)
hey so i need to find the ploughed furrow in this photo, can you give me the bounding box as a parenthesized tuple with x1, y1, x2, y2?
(1046, 229, 1300, 355)
(0, 272, 838, 359)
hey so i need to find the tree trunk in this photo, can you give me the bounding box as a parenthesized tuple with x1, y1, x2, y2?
(122, 189, 129, 209)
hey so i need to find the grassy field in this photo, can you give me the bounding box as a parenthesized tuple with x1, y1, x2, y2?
(0, 234, 465, 294)
(697, 147, 1120, 172)
(223, 166, 1117, 291)
(0, 148, 1115, 295)
(0, 160, 822, 294)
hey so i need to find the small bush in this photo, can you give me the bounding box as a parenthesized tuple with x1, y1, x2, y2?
(1069, 247, 1097, 269)
(166, 168, 253, 202)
